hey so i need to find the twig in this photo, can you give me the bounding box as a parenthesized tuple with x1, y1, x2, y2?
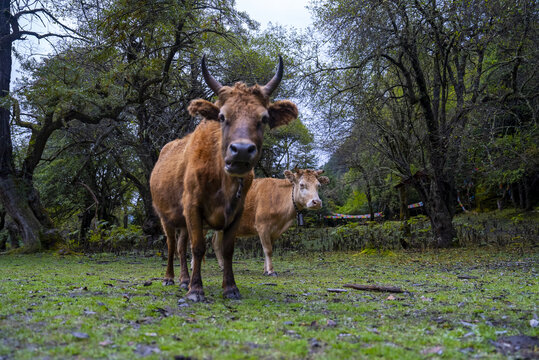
(343, 283, 404, 293)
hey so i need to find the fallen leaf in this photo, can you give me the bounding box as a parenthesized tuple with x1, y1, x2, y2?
(386, 295, 396, 300)
(326, 319, 337, 327)
(71, 332, 89, 339)
(154, 307, 169, 317)
(134, 344, 161, 356)
(99, 340, 113, 346)
(530, 319, 538, 328)
(421, 346, 444, 355)
(457, 274, 478, 279)
(145, 332, 158, 337)
(492, 335, 539, 356)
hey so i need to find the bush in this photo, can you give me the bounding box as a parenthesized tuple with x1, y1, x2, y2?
(82, 223, 156, 253)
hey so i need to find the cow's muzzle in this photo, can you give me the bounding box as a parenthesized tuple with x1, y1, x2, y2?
(225, 142, 257, 175)
(307, 199, 322, 210)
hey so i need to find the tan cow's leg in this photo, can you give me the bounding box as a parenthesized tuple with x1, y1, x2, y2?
(212, 231, 225, 270)
(185, 207, 205, 302)
(260, 232, 276, 276)
(162, 221, 176, 286)
(176, 228, 190, 289)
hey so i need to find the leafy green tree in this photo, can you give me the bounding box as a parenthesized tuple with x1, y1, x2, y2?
(0, 0, 83, 251)
(257, 118, 317, 177)
(306, 0, 538, 247)
(14, 0, 258, 241)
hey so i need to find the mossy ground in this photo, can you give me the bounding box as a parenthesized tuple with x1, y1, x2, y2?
(0, 248, 537, 359)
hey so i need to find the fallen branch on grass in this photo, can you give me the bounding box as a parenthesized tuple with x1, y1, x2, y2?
(343, 283, 404, 293)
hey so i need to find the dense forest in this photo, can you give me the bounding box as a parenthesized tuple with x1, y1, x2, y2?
(1, 0, 538, 253)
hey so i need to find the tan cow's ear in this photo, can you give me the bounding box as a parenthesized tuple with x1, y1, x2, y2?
(188, 99, 219, 121)
(318, 176, 330, 185)
(284, 170, 296, 183)
(268, 100, 298, 129)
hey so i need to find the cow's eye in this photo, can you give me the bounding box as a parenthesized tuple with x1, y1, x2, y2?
(300, 184, 306, 190)
(219, 114, 226, 123)
(261, 114, 269, 124)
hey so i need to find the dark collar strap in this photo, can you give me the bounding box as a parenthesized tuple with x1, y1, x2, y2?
(235, 178, 243, 199)
(291, 184, 305, 226)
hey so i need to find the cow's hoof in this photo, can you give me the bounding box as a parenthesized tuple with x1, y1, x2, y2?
(224, 287, 241, 300)
(163, 278, 174, 286)
(186, 291, 205, 302)
(263, 271, 278, 277)
(179, 281, 189, 290)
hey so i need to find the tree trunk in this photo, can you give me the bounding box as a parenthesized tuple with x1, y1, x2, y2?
(0, 0, 48, 251)
(518, 181, 525, 209)
(413, 175, 456, 248)
(0, 174, 44, 251)
(398, 185, 408, 221)
(427, 178, 456, 248)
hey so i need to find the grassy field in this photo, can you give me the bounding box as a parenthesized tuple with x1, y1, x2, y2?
(0, 248, 537, 359)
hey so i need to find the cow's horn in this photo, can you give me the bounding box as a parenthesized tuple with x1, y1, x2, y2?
(263, 55, 283, 96)
(201, 55, 222, 94)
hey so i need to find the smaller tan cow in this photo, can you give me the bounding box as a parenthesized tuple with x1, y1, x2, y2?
(212, 169, 329, 275)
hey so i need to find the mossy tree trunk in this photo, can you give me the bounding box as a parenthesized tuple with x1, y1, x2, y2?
(0, 0, 58, 251)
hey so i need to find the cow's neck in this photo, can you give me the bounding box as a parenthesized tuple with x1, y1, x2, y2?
(222, 173, 246, 229)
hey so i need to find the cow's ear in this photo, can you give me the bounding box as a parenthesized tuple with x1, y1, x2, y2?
(188, 99, 219, 121)
(318, 176, 330, 185)
(284, 170, 296, 183)
(268, 100, 298, 129)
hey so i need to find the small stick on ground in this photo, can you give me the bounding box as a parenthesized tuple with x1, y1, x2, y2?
(343, 283, 404, 293)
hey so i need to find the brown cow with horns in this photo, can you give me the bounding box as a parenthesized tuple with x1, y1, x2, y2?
(150, 56, 298, 301)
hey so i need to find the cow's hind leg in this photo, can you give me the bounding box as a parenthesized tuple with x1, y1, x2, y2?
(260, 232, 277, 276)
(185, 207, 205, 302)
(176, 228, 190, 289)
(212, 231, 225, 270)
(162, 221, 176, 286)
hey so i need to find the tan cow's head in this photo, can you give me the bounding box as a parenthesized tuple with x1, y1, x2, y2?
(188, 56, 298, 176)
(284, 169, 330, 210)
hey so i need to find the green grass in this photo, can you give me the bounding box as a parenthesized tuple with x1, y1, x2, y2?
(0, 248, 537, 359)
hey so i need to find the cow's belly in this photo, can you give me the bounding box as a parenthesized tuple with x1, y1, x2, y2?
(160, 203, 186, 228)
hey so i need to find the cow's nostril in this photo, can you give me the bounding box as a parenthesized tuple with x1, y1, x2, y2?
(229, 143, 257, 160)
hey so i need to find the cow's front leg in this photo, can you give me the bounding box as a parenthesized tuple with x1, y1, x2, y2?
(212, 231, 225, 270)
(162, 221, 176, 286)
(176, 228, 190, 289)
(260, 233, 277, 276)
(185, 207, 205, 302)
(222, 227, 240, 299)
